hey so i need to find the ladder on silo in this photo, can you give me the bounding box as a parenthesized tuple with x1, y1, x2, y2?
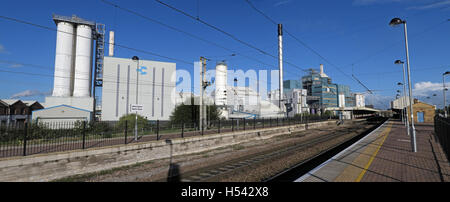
(94, 23, 105, 87)
(93, 23, 105, 120)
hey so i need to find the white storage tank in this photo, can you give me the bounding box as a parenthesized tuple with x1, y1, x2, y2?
(215, 61, 228, 106)
(52, 22, 75, 97)
(73, 24, 93, 97)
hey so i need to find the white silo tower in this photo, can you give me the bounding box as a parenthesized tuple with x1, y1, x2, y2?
(73, 24, 93, 97)
(44, 15, 98, 116)
(52, 21, 75, 97)
(215, 61, 228, 106)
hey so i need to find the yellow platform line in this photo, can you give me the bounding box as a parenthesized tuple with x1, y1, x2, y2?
(355, 124, 391, 182)
(333, 122, 392, 182)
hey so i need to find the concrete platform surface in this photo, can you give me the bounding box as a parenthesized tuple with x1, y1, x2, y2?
(296, 120, 450, 182)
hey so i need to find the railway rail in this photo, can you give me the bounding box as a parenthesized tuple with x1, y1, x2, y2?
(161, 117, 387, 182)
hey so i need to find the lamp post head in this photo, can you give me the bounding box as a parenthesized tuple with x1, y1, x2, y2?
(444, 71, 450, 76)
(132, 56, 139, 61)
(397, 82, 403, 86)
(394, 60, 404, 65)
(389, 18, 405, 27)
(397, 90, 401, 93)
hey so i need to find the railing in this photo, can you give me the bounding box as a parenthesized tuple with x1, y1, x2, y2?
(434, 116, 450, 161)
(0, 115, 339, 159)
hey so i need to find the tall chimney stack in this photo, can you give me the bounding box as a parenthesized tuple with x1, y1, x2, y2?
(278, 24, 283, 110)
(109, 31, 115, 57)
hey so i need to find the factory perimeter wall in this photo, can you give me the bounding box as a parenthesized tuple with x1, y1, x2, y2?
(0, 120, 340, 182)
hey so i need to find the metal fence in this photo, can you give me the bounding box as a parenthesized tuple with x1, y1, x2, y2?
(434, 116, 450, 161)
(0, 115, 338, 158)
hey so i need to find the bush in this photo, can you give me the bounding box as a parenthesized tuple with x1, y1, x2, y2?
(117, 113, 150, 132)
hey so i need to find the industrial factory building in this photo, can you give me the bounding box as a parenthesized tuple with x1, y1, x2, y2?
(32, 15, 103, 123)
(29, 14, 370, 124)
(29, 14, 178, 123)
(101, 57, 176, 121)
(213, 61, 283, 119)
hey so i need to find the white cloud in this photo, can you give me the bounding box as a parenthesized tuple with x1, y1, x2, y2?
(352, 0, 411, 6)
(10, 90, 50, 99)
(274, 0, 292, 7)
(0, 44, 6, 54)
(364, 93, 393, 109)
(407, 0, 450, 10)
(412, 81, 449, 97)
(9, 63, 23, 68)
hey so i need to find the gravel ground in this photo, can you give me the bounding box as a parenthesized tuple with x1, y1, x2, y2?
(56, 120, 373, 182)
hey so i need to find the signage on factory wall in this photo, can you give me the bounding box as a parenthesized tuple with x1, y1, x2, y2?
(130, 104, 144, 112)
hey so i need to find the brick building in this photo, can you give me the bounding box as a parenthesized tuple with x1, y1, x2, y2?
(406, 99, 436, 123)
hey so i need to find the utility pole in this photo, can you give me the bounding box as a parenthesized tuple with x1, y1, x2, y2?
(199, 57, 205, 131)
(443, 71, 450, 117)
(199, 57, 210, 131)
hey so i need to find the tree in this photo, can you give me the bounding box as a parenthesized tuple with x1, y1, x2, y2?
(117, 113, 149, 131)
(170, 97, 221, 125)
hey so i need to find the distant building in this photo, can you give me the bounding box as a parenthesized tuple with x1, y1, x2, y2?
(301, 64, 351, 113)
(354, 93, 365, 108)
(285, 89, 308, 117)
(406, 99, 436, 123)
(391, 96, 411, 110)
(283, 80, 302, 94)
(0, 99, 44, 126)
(32, 104, 92, 124)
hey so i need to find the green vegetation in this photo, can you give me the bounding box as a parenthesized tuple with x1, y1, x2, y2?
(117, 113, 151, 131)
(169, 97, 221, 125)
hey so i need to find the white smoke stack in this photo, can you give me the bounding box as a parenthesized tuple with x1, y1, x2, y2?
(278, 24, 283, 110)
(319, 64, 328, 78)
(109, 31, 115, 57)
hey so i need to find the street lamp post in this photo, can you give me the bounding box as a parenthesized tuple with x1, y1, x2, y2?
(443, 71, 450, 117)
(396, 59, 409, 133)
(132, 56, 139, 141)
(390, 18, 417, 152)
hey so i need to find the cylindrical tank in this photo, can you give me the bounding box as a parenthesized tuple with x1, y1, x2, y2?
(73, 24, 93, 97)
(52, 22, 75, 97)
(215, 61, 228, 106)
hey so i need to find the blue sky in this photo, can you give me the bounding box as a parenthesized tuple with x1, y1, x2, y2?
(0, 0, 449, 109)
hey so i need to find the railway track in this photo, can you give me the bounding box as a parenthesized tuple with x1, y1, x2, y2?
(163, 121, 379, 182)
(265, 117, 388, 182)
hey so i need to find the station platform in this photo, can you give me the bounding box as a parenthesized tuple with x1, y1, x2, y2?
(296, 119, 450, 182)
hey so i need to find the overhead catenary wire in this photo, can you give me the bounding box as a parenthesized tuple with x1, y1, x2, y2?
(0, 15, 193, 66)
(0, 12, 299, 93)
(0, 58, 279, 92)
(346, 19, 449, 68)
(153, 0, 308, 73)
(244, 0, 374, 94)
(100, 0, 303, 78)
